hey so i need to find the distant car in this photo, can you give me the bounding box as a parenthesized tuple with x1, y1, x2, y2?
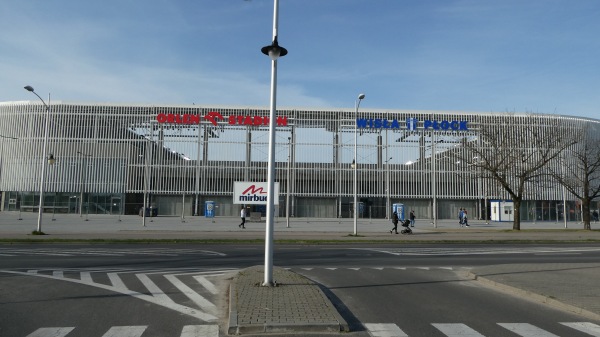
(139, 207, 158, 217)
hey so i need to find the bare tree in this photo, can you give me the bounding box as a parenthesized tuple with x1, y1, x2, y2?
(551, 124, 600, 230)
(454, 114, 575, 230)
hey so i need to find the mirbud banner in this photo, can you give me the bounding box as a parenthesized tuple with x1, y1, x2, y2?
(233, 181, 280, 205)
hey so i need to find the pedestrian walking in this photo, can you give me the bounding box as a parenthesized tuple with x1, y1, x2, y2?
(458, 208, 464, 227)
(390, 211, 399, 234)
(239, 207, 246, 229)
(463, 209, 469, 227)
(409, 210, 416, 227)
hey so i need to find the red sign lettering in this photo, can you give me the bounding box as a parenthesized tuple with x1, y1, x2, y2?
(156, 112, 288, 127)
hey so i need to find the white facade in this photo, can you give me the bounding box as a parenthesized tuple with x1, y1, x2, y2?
(0, 101, 598, 220)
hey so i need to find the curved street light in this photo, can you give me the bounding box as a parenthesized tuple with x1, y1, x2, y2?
(261, 0, 288, 287)
(353, 93, 365, 236)
(24, 85, 54, 234)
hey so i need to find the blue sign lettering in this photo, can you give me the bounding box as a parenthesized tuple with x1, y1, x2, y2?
(358, 117, 468, 131)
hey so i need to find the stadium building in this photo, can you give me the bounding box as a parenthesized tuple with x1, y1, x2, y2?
(0, 100, 598, 221)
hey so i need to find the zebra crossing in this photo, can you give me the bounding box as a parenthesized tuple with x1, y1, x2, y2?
(1, 266, 451, 323)
(0, 247, 226, 257)
(2, 267, 237, 321)
(25, 325, 219, 337)
(21, 321, 600, 337)
(354, 246, 600, 256)
(365, 322, 600, 337)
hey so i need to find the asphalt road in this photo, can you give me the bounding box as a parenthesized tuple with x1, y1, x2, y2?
(1, 243, 600, 337)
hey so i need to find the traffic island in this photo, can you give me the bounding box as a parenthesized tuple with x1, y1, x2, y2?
(228, 265, 348, 335)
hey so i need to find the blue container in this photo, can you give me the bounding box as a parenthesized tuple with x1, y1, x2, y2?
(205, 201, 215, 218)
(392, 203, 405, 221)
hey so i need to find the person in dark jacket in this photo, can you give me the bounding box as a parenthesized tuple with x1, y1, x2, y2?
(390, 211, 399, 234)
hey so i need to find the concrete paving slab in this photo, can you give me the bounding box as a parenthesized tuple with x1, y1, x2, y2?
(228, 266, 347, 335)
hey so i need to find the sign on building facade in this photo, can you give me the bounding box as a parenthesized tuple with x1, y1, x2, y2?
(233, 182, 280, 205)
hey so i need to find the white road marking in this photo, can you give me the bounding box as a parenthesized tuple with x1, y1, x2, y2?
(80, 271, 93, 283)
(364, 323, 408, 337)
(356, 246, 600, 256)
(101, 326, 147, 337)
(165, 274, 216, 312)
(181, 325, 219, 337)
(498, 323, 560, 337)
(17, 321, 600, 337)
(193, 275, 219, 295)
(25, 327, 74, 337)
(108, 273, 128, 289)
(1, 270, 217, 321)
(58, 249, 123, 256)
(0, 247, 226, 257)
(137, 273, 174, 303)
(560, 322, 600, 336)
(433, 323, 485, 336)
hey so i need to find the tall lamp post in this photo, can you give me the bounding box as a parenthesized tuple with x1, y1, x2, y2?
(286, 136, 292, 228)
(261, 0, 288, 286)
(353, 93, 365, 236)
(385, 156, 392, 219)
(24, 85, 55, 234)
(141, 139, 151, 227)
(77, 151, 92, 219)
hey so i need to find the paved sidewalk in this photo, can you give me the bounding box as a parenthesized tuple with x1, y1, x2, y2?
(2, 212, 599, 242)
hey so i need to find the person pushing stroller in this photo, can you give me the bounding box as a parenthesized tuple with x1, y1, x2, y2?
(390, 211, 399, 234)
(390, 211, 412, 234)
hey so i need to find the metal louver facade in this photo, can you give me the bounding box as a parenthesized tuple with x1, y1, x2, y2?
(0, 100, 598, 220)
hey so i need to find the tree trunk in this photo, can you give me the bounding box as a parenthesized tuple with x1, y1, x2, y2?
(582, 197, 591, 230)
(513, 198, 521, 230)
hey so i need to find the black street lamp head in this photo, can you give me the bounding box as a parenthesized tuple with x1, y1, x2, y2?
(358, 93, 365, 100)
(261, 36, 288, 60)
(24, 85, 35, 92)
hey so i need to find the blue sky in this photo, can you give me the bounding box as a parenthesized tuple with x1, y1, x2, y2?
(2, 0, 599, 119)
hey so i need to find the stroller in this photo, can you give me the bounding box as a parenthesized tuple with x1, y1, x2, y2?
(400, 219, 412, 234)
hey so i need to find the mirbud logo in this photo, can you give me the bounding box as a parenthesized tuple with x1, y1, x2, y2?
(239, 185, 268, 202)
(233, 182, 280, 205)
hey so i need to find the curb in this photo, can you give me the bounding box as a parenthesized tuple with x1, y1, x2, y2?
(467, 272, 600, 321)
(227, 282, 238, 335)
